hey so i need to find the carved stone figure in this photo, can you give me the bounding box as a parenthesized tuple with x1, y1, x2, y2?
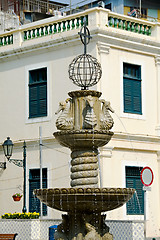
(55, 222, 113, 240)
(54, 213, 113, 240)
(83, 95, 97, 129)
(85, 223, 113, 240)
(55, 98, 73, 130)
(100, 100, 114, 130)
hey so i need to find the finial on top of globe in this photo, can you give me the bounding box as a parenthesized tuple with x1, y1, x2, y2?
(68, 17, 102, 90)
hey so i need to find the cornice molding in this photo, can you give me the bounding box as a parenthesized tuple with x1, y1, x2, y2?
(97, 41, 110, 54)
(111, 132, 160, 153)
(0, 30, 81, 61)
(113, 132, 160, 144)
(95, 28, 160, 57)
(1, 27, 160, 61)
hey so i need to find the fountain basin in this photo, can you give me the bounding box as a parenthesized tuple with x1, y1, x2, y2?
(34, 187, 135, 213)
(54, 130, 113, 150)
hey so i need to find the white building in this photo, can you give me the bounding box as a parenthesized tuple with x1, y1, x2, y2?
(0, 6, 160, 239)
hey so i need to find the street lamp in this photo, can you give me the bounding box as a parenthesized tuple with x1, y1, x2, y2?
(2, 137, 14, 160)
(2, 137, 27, 213)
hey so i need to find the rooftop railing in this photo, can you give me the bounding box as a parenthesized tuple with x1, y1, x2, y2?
(23, 15, 87, 41)
(108, 11, 154, 36)
(0, 8, 158, 49)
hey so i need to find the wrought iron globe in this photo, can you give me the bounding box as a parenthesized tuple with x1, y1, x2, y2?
(68, 54, 102, 89)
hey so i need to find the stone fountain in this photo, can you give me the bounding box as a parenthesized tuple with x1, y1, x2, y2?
(34, 22, 135, 240)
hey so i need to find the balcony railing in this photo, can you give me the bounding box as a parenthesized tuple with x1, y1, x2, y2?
(23, 15, 88, 40)
(0, 34, 13, 46)
(108, 12, 153, 36)
(0, 8, 158, 49)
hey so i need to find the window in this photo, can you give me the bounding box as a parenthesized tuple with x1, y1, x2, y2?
(29, 67, 47, 118)
(29, 168, 47, 216)
(126, 166, 144, 215)
(123, 63, 142, 114)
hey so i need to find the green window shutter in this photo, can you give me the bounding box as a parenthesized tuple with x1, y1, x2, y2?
(29, 85, 38, 118)
(126, 167, 144, 215)
(29, 178, 40, 213)
(123, 63, 142, 114)
(29, 68, 47, 118)
(29, 168, 47, 216)
(123, 78, 132, 112)
(133, 80, 142, 113)
(39, 83, 47, 116)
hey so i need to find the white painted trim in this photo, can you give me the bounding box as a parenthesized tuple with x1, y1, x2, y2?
(120, 57, 146, 120)
(122, 160, 146, 221)
(25, 62, 52, 124)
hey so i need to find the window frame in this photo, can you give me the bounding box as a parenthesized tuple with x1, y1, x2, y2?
(122, 161, 145, 220)
(120, 59, 145, 120)
(123, 62, 142, 115)
(125, 166, 144, 215)
(29, 168, 48, 216)
(25, 63, 51, 124)
(29, 67, 47, 118)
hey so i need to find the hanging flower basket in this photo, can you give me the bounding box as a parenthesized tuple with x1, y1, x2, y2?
(12, 193, 22, 201)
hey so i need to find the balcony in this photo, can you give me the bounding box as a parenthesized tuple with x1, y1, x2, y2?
(0, 7, 160, 58)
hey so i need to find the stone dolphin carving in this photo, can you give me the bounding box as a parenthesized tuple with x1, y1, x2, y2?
(100, 100, 114, 130)
(55, 98, 73, 130)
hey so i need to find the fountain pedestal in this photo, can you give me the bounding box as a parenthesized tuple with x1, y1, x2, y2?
(34, 89, 135, 240)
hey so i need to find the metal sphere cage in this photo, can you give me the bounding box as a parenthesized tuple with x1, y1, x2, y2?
(68, 54, 102, 89)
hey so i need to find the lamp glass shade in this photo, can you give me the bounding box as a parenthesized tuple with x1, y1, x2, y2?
(2, 137, 14, 159)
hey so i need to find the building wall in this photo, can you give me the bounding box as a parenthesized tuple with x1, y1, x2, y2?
(0, 7, 160, 238)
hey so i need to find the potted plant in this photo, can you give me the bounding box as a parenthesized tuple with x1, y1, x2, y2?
(12, 193, 22, 201)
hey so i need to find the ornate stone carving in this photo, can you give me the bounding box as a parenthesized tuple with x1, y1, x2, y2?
(100, 100, 114, 130)
(85, 223, 113, 240)
(54, 214, 113, 240)
(83, 95, 97, 129)
(55, 98, 73, 130)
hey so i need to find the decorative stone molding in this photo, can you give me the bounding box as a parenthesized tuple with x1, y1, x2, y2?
(97, 42, 110, 55)
(155, 55, 160, 65)
(155, 125, 160, 137)
(157, 151, 160, 161)
(100, 146, 114, 158)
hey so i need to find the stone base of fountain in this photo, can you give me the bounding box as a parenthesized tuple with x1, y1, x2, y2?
(54, 213, 113, 240)
(34, 187, 135, 240)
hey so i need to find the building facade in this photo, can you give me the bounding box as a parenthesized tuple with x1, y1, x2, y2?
(0, 6, 160, 239)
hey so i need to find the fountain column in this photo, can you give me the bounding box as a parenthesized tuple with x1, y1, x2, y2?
(70, 149, 99, 187)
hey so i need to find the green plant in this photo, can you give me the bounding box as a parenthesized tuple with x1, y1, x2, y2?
(12, 193, 23, 198)
(1, 212, 40, 219)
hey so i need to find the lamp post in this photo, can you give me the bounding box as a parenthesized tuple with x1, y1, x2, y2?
(2, 137, 27, 213)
